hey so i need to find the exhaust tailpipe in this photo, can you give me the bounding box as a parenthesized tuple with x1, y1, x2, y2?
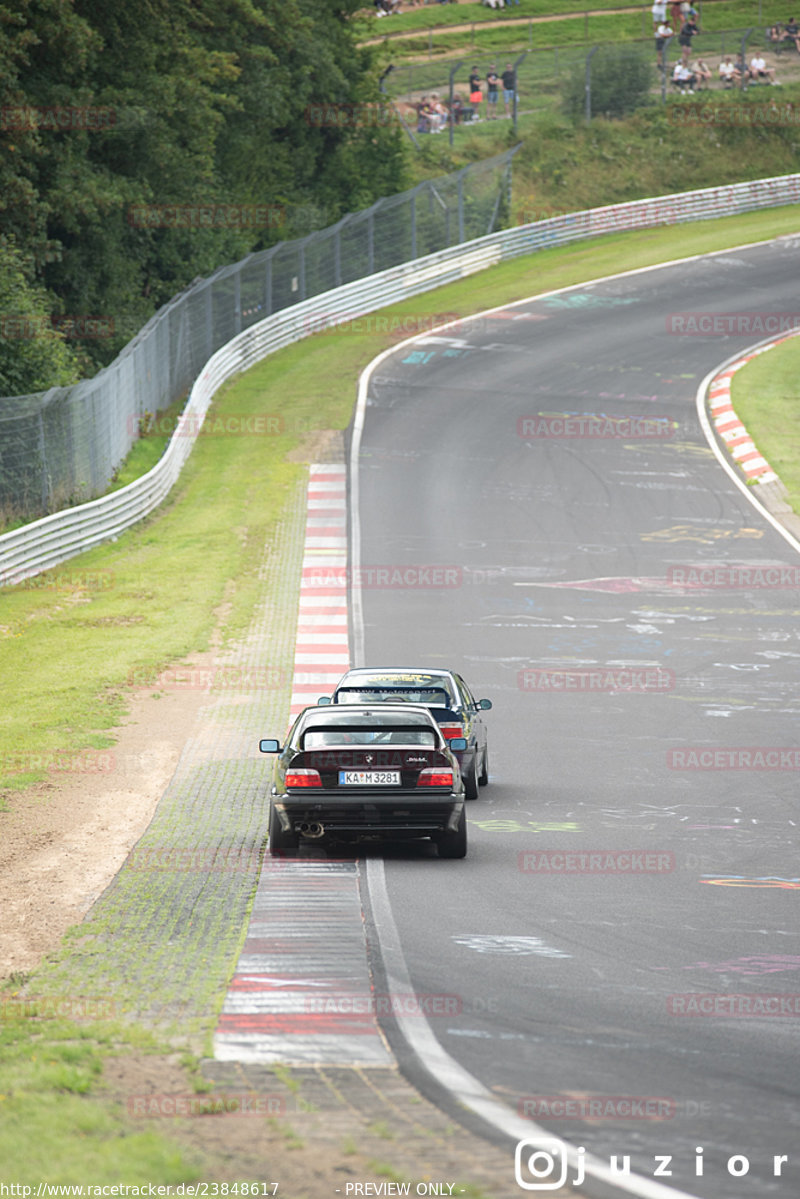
(299, 821, 324, 839)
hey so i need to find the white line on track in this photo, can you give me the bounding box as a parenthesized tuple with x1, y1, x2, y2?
(347, 241, 800, 1199)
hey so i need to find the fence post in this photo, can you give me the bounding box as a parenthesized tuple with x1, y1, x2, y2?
(661, 34, 673, 102)
(205, 281, 214, 355)
(740, 27, 753, 88)
(37, 408, 48, 511)
(411, 192, 417, 261)
(233, 269, 242, 335)
(585, 45, 599, 122)
(512, 51, 525, 135)
(264, 251, 273, 317)
(368, 210, 375, 275)
(449, 59, 464, 147)
(458, 171, 465, 243)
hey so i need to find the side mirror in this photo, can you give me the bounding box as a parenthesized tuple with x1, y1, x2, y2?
(259, 738, 281, 753)
(317, 696, 332, 705)
(449, 737, 468, 752)
(477, 698, 492, 711)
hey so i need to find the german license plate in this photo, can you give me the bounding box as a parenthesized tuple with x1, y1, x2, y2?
(339, 770, 401, 786)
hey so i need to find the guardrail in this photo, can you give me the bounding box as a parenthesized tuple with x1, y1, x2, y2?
(2, 171, 799, 587)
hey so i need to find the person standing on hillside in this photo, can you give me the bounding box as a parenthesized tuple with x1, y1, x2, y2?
(501, 62, 516, 116)
(651, 0, 667, 29)
(486, 65, 500, 118)
(469, 65, 483, 118)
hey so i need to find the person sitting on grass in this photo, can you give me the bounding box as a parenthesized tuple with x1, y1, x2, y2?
(691, 58, 712, 88)
(718, 55, 742, 86)
(749, 52, 779, 83)
(672, 60, 696, 91)
(782, 16, 800, 49)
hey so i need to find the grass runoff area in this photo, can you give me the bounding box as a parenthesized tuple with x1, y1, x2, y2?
(733, 333, 800, 512)
(1, 205, 799, 1183)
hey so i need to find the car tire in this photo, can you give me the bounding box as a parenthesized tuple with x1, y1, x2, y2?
(463, 753, 479, 800)
(268, 801, 297, 854)
(478, 746, 489, 786)
(437, 807, 467, 859)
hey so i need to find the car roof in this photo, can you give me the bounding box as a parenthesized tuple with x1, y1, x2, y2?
(334, 667, 458, 684)
(299, 703, 440, 727)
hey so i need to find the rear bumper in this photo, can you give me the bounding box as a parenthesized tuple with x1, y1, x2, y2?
(273, 792, 464, 839)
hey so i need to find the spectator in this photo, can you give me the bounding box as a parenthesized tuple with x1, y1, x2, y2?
(734, 51, 751, 85)
(469, 65, 483, 116)
(652, 0, 667, 29)
(718, 55, 741, 86)
(670, 0, 682, 29)
(486, 65, 500, 117)
(672, 60, 696, 91)
(501, 62, 516, 116)
(678, 11, 699, 63)
(768, 21, 785, 45)
(783, 16, 800, 49)
(416, 95, 434, 133)
(691, 57, 711, 88)
(749, 52, 779, 82)
(655, 19, 673, 64)
(429, 93, 448, 131)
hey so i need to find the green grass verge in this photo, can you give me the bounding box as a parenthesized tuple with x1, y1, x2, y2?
(731, 334, 800, 511)
(3, 201, 799, 802)
(0, 1013, 202, 1183)
(376, 6, 788, 56)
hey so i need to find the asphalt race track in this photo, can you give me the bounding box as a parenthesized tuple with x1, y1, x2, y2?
(352, 236, 800, 1199)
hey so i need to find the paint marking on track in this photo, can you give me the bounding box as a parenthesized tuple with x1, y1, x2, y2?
(213, 465, 392, 1065)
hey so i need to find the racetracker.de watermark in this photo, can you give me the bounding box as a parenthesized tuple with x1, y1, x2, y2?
(667, 312, 800, 335)
(667, 747, 800, 770)
(669, 994, 800, 1017)
(668, 564, 800, 589)
(128, 1092, 285, 1117)
(0, 996, 115, 1020)
(517, 414, 674, 439)
(304, 102, 397, 128)
(125, 847, 264, 872)
(0, 750, 115, 776)
(304, 565, 462, 589)
(0, 314, 114, 339)
(518, 850, 675, 874)
(126, 204, 284, 229)
(127, 666, 284, 691)
(302, 992, 461, 1017)
(1, 105, 116, 131)
(303, 311, 461, 337)
(518, 667, 675, 693)
(518, 1096, 676, 1120)
(669, 102, 800, 127)
(1, 569, 114, 591)
(127, 413, 284, 438)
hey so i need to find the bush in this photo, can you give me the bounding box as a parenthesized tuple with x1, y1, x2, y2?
(562, 46, 656, 121)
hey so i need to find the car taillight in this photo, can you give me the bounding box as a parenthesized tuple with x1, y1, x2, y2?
(417, 768, 454, 788)
(285, 768, 322, 788)
(439, 724, 464, 740)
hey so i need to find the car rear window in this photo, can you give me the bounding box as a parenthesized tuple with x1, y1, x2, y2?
(336, 687, 452, 707)
(302, 727, 437, 748)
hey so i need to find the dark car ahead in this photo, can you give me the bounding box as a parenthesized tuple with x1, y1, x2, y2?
(259, 704, 468, 858)
(318, 668, 491, 800)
